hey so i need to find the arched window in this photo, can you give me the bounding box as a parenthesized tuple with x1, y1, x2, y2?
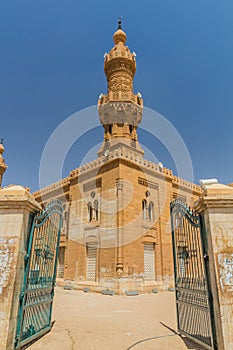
(142, 199, 154, 222)
(94, 200, 99, 221)
(142, 200, 147, 220)
(148, 202, 154, 222)
(87, 200, 99, 222)
(87, 202, 92, 222)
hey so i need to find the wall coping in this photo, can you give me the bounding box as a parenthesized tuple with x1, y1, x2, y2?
(195, 183, 233, 212)
(0, 185, 41, 212)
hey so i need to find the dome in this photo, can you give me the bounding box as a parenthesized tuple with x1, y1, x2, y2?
(113, 28, 127, 45)
(0, 143, 4, 154)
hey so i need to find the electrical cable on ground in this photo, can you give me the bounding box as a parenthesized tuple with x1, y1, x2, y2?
(126, 333, 177, 349)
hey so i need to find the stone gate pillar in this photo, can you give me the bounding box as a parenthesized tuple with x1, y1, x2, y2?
(0, 185, 41, 350)
(195, 183, 233, 350)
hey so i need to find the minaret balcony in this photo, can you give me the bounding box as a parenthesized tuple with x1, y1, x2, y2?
(98, 91, 143, 107)
(98, 100, 143, 127)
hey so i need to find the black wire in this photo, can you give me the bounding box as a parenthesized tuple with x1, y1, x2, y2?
(126, 334, 176, 350)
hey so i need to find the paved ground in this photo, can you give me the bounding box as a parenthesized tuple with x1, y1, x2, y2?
(29, 287, 206, 350)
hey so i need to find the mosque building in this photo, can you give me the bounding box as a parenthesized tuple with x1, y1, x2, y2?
(23, 21, 201, 293)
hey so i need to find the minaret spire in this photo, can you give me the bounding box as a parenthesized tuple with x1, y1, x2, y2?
(118, 16, 122, 30)
(0, 139, 7, 188)
(97, 22, 144, 157)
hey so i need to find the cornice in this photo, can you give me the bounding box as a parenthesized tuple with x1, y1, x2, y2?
(33, 147, 201, 197)
(33, 177, 70, 198)
(195, 196, 233, 212)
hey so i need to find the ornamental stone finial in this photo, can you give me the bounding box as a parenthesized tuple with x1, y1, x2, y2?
(118, 16, 122, 30)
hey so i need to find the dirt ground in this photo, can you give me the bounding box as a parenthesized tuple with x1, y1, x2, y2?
(29, 287, 206, 350)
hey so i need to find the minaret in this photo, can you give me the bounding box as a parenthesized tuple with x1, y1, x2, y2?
(0, 139, 7, 188)
(98, 19, 144, 157)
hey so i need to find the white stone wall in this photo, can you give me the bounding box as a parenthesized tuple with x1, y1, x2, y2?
(0, 186, 40, 350)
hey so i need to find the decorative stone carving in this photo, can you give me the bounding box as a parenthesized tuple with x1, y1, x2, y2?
(83, 178, 102, 192)
(99, 102, 143, 126)
(138, 177, 159, 190)
(109, 76, 132, 93)
(116, 179, 124, 193)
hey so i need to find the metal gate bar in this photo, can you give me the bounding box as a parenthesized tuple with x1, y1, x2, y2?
(170, 200, 216, 350)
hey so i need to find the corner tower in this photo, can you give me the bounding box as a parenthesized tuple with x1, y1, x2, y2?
(98, 19, 144, 157)
(0, 140, 7, 187)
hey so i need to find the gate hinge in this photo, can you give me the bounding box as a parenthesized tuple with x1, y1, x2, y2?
(24, 254, 29, 265)
(20, 291, 25, 302)
(15, 335, 19, 348)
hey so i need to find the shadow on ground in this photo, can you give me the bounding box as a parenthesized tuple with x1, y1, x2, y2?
(19, 321, 55, 350)
(125, 323, 207, 350)
(160, 322, 208, 350)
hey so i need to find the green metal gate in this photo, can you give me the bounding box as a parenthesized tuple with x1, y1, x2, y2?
(15, 200, 63, 349)
(170, 200, 217, 350)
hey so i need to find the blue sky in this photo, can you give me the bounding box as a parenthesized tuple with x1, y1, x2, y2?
(0, 0, 233, 192)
